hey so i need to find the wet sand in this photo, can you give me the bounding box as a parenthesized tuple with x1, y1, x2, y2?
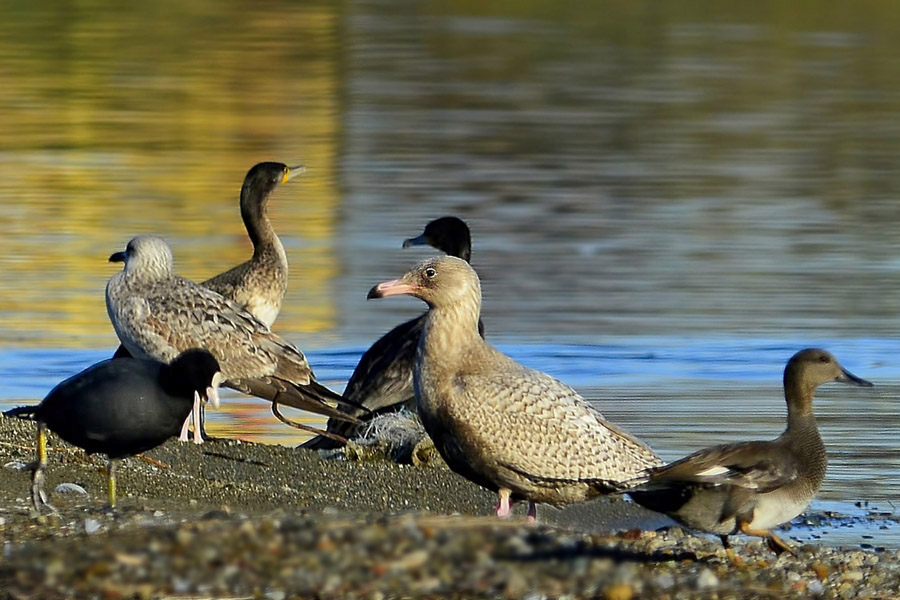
(0, 415, 898, 599)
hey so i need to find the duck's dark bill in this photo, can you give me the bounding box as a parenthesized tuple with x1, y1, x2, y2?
(838, 369, 874, 387)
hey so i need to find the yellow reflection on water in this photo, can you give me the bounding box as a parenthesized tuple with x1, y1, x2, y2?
(0, 2, 341, 349)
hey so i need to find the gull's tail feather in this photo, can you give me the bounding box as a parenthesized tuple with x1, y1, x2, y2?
(227, 377, 366, 424)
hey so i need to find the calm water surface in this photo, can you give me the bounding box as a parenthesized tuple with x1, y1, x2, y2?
(2, 1, 900, 538)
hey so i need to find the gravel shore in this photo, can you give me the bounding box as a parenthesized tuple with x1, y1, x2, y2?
(0, 415, 897, 599)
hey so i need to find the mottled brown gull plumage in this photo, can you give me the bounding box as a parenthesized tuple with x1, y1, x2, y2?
(368, 255, 662, 520)
(105, 235, 360, 439)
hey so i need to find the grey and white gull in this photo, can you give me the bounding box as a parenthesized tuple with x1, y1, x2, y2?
(367, 255, 662, 521)
(106, 235, 360, 443)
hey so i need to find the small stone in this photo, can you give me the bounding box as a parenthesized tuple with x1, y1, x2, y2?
(811, 562, 830, 580)
(695, 568, 718, 589)
(604, 583, 633, 600)
(655, 573, 675, 589)
(84, 518, 102, 535)
(504, 570, 528, 597)
(55, 483, 89, 496)
(175, 529, 193, 546)
(842, 570, 864, 582)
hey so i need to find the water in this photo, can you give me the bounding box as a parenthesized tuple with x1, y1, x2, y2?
(2, 0, 900, 542)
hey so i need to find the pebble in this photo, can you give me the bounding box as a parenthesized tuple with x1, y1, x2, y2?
(808, 580, 825, 595)
(695, 568, 719, 589)
(84, 518, 102, 535)
(54, 483, 88, 495)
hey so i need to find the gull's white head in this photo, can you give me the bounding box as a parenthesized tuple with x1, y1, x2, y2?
(109, 235, 175, 281)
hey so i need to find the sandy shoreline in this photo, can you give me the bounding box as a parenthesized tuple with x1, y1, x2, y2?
(0, 415, 897, 598)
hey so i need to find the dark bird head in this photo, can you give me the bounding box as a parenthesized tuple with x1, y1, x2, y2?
(783, 348, 873, 414)
(241, 162, 304, 204)
(240, 162, 304, 242)
(166, 349, 224, 408)
(785, 348, 872, 389)
(402, 216, 472, 262)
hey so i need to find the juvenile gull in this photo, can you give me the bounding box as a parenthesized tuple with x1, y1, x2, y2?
(31, 349, 222, 512)
(368, 255, 662, 520)
(106, 235, 361, 443)
(303, 216, 483, 450)
(628, 348, 872, 561)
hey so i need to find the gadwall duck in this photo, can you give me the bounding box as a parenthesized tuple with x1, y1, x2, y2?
(628, 348, 873, 560)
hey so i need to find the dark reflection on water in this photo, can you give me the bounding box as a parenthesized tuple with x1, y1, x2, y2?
(1, 0, 900, 532)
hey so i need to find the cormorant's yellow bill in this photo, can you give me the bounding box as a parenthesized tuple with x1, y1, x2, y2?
(281, 164, 306, 185)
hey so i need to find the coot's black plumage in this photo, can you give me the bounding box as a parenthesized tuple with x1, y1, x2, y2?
(31, 349, 222, 511)
(302, 217, 482, 450)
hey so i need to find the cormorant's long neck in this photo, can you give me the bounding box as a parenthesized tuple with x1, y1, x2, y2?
(240, 186, 277, 251)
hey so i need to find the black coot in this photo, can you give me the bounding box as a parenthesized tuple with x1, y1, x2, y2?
(31, 348, 222, 511)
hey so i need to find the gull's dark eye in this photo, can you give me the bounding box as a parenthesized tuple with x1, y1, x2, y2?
(424, 267, 437, 279)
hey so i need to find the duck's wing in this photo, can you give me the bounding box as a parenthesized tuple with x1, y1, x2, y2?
(647, 441, 797, 493)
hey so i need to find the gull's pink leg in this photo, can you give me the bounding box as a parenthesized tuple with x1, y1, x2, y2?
(526, 501, 537, 524)
(495, 488, 512, 519)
